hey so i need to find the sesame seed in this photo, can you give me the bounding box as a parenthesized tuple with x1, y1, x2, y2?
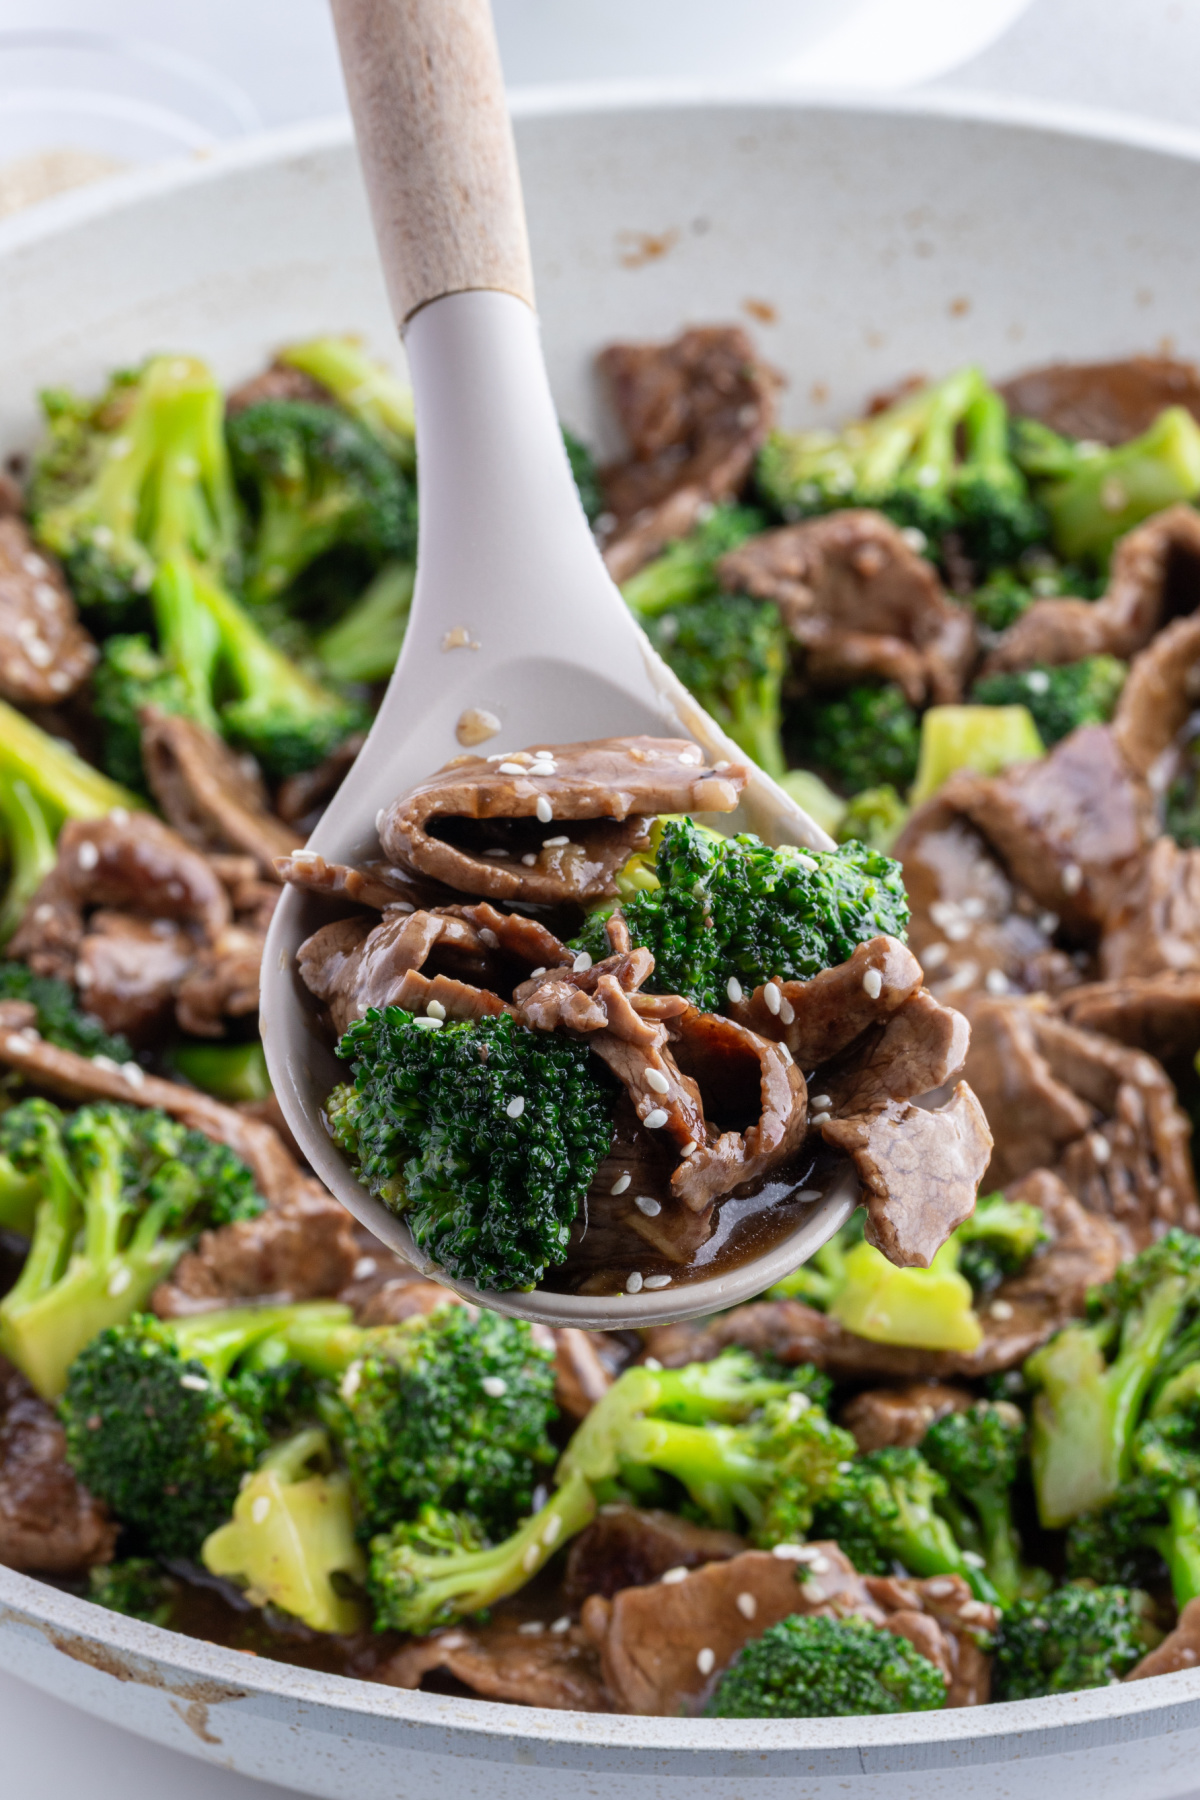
(521, 853, 538, 866)
(643, 1108, 669, 1130)
(985, 969, 1010, 995)
(76, 839, 99, 872)
(426, 1000, 447, 1020)
(645, 1067, 670, 1095)
(611, 1173, 632, 1194)
(922, 942, 949, 970)
(643, 1357, 663, 1372)
(506, 1096, 526, 1119)
(800, 1577, 825, 1601)
(522, 1543, 540, 1572)
(517, 1619, 545, 1635)
(179, 1374, 208, 1392)
(412, 1016, 443, 1029)
(960, 895, 987, 920)
(478, 928, 499, 948)
(680, 1138, 698, 1157)
(543, 835, 569, 848)
(862, 967, 883, 1000)
(483, 848, 510, 857)
(481, 1376, 508, 1398)
(530, 967, 547, 978)
(107, 1266, 132, 1297)
(340, 1363, 363, 1400)
(661, 1566, 690, 1584)
(536, 796, 553, 823)
(989, 1298, 1014, 1321)
(542, 1513, 563, 1547)
(771, 1543, 808, 1560)
(925, 1578, 955, 1597)
(643, 1273, 672, 1289)
(1062, 862, 1083, 895)
(626, 1272, 644, 1294)
(498, 762, 527, 774)
(778, 997, 795, 1025)
(726, 977, 744, 1004)
(353, 1257, 377, 1279)
(1038, 911, 1060, 935)
(634, 1195, 661, 1216)
(810, 1094, 832, 1112)
(120, 1062, 145, 1088)
(550, 1615, 572, 1634)
(375, 809, 387, 833)
(251, 1495, 271, 1524)
(736, 1592, 758, 1620)
(763, 981, 782, 1015)
(696, 1648, 716, 1676)
(573, 951, 593, 973)
(1090, 1133, 1111, 1165)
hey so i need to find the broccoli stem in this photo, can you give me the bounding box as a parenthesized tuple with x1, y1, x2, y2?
(315, 558, 414, 684)
(142, 361, 240, 571)
(973, 1488, 1024, 1608)
(278, 337, 416, 470)
(0, 774, 57, 945)
(1145, 1486, 1200, 1610)
(618, 1415, 775, 1532)
(150, 558, 222, 733)
(168, 1040, 273, 1104)
(1042, 405, 1200, 565)
(0, 697, 142, 824)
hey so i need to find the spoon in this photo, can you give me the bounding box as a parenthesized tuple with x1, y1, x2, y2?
(260, 0, 859, 1328)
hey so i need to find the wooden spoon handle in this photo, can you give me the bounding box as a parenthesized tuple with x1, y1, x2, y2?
(330, 0, 535, 323)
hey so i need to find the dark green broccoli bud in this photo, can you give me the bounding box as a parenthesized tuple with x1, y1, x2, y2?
(621, 505, 767, 617)
(92, 633, 193, 789)
(922, 1402, 1038, 1607)
(1017, 406, 1200, 566)
(643, 593, 789, 780)
(0, 1101, 266, 1399)
(88, 1558, 178, 1626)
(811, 1445, 999, 1603)
(0, 964, 127, 1063)
(562, 426, 604, 524)
(992, 1584, 1158, 1700)
(315, 558, 414, 685)
(968, 569, 1037, 634)
(330, 1008, 616, 1294)
(790, 684, 921, 798)
(1066, 1397, 1200, 1610)
(1026, 1228, 1200, 1527)
(955, 1192, 1050, 1298)
(972, 656, 1127, 747)
(706, 1613, 948, 1718)
(226, 399, 416, 608)
(582, 817, 909, 1015)
(319, 1304, 558, 1540)
(277, 336, 416, 470)
(951, 384, 1048, 573)
(835, 785, 910, 853)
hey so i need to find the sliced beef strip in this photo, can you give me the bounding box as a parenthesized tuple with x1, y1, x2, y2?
(140, 707, 302, 874)
(277, 851, 447, 913)
(0, 516, 95, 705)
(553, 1327, 614, 1421)
(174, 920, 269, 1038)
(718, 510, 975, 705)
(0, 1356, 116, 1575)
(74, 912, 196, 1043)
(868, 1574, 997, 1708)
(10, 812, 231, 983)
(666, 1007, 809, 1212)
(567, 1093, 717, 1279)
(820, 1082, 992, 1270)
(297, 906, 507, 1037)
(644, 1169, 1120, 1381)
(338, 1241, 462, 1325)
(275, 733, 366, 835)
(1058, 971, 1200, 1061)
(841, 1382, 975, 1453)
(563, 1505, 744, 1605)
(378, 737, 746, 905)
(726, 936, 924, 1065)
(1099, 836, 1200, 982)
(598, 326, 777, 583)
(226, 361, 332, 414)
(999, 355, 1200, 446)
(1111, 610, 1200, 785)
(151, 1181, 360, 1315)
(376, 1620, 611, 1712)
(819, 989, 970, 1116)
(981, 505, 1200, 676)
(1126, 1596, 1200, 1680)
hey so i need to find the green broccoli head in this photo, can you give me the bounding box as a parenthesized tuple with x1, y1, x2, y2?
(812, 1445, 997, 1602)
(1066, 1399, 1200, 1611)
(706, 1612, 948, 1718)
(330, 1009, 617, 1293)
(88, 1558, 179, 1626)
(951, 384, 1048, 573)
(835, 785, 910, 853)
(327, 1305, 557, 1539)
(1016, 406, 1200, 567)
(644, 593, 789, 780)
(972, 656, 1127, 747)
(922, 1401, 1036, 1606)
(621, 504, 768, 618)
(790, 684, 921, 798)
(955, 1192, 1050, 1298)
(993, 1584, 1158, 1700)
(562, 426, 604, 525)
(226, 399, 416, 608)
(579, 817, 909, 1015)
(0, 961, 129, 1062)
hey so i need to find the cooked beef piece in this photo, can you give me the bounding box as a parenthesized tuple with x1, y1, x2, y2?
(277, 851, 447, 913)
(225, 361, 332, 414)
(10, 812, 230, 984)
(0, 1356, 116, 1574)
(665, 1007, 809, 1211)
(644, 1169, 1120, 1381)
(820, 1082, 991, 1269)
(820, 990, 970, 1116)
(896, 783, 1083, 1007)
(1111, 610, 1200, 783)
(1058, 972, 1200, 1061)
(598, 326, 777, 582)
(982, 505, 1200, 676)
(379, 737, 746, 905)
(1000, 355, 1200, 445)
(553, 1327, 614, 1421)
(1100, 837, 1200, 982)
(140, 708, 302, 874)
(297, 906, 515, 1037)
(567, 1092, 715, 1278)
(962, 993, 1199, 1246)
(74, 911, 195, 1042)
(1126, 1596, 1200, 1681)
(174, 919, 270, 1038)
(337, 1240, 460, 1324)
(377, 1619, 611, 1711)
(0, 516, 95, 705)
(563, 1505, 744, 1604)
(275, 733, 366, 834)
(726, 937, 924, 1065)
(841, 1382, 975, 1453)
(718, 510, 975, 704)
(151, 1180, 359, 1316)
(866, 1574, 997, 1708)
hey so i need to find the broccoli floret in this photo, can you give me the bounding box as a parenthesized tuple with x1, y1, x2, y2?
(951, 384, 1048, 572)
(968, 569, 1037, 634)
(30, 356, 240, 625)
(643, 594, 789, 780)
(910, 703, 1044, 806)
(0, 962, 129, 1063)
(582, 817, 909, 1015)
(923, 1402, 1036, 1606)
(315, 558, 415, 685)
(1025, 1229, 1200, 1527)
(1066, 1395, 1200, 1611)
(972, 656, 1127, 747)
(790, 684, 921, 798)
(60, 1303, 337, 1555)
(88, 1558, 179, 1626)
(329, 1008, 617, 1294)
(811, 1446, 999, 1603)
(92, 633, 193, 789)
(0, 1102, 266, 1398)
(992, 1584, 1158, 1699)
(562, 426, 604, 525)
(836, 785, 910, 852)
(621, 505, 766, 616)
(828, 1237, 982, 1353)
(706, 1612, 948, 1718)
(227, 399, 416, 609)
(955, 1192, 1049, 1298)
(1017, 406, 1200, 567)
(277, 337, 416, 470)
(201, 1426, 367, 1634)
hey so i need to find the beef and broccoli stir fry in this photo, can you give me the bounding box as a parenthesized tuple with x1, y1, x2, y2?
(3, 325, 1200, 1716)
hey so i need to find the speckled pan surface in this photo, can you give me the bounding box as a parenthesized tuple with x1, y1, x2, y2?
(3, 87, 1200, 1795)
